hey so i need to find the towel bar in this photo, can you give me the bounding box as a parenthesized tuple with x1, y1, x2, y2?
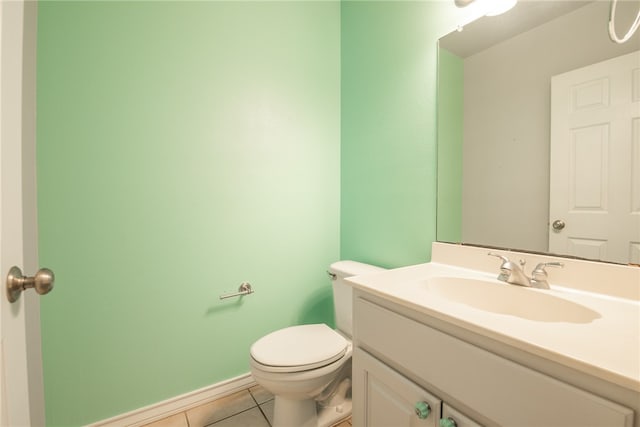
(219, 282, 254, 300)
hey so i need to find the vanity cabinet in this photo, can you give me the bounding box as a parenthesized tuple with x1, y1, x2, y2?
(352, 294, 635, 427)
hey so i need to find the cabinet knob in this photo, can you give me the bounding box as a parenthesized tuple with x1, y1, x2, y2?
(414, 401, 431, 419)
(440, 417, 458, 427)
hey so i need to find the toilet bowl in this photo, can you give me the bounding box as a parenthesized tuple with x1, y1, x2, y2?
(249, 261, 385, 427)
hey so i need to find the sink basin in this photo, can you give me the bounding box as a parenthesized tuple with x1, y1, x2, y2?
(426, 277, 601, 323)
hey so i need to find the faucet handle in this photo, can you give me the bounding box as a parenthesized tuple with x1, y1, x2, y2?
(532, 261, 564, 274)
(530, 262, 564, 289)
(488, 252, 509, 263)
(488, 252, 511, 282)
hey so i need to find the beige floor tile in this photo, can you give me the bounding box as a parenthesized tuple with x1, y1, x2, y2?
(331, 418, 352, 427)
(249, 384, 274, 404)
(145, 387, 351, 427)
(186, 390, 257, 427)
(259, 399, 274, 425)
(141, 412, 188, 427)
(208, 407, 270, 427)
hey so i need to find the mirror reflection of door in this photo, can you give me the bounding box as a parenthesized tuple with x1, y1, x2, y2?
(549, 50, 640, 264)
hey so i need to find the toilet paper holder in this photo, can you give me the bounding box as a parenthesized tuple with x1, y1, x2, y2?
(219, 282, 254, 300)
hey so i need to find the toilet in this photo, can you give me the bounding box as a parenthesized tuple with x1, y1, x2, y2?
(249, 261, 385, 427)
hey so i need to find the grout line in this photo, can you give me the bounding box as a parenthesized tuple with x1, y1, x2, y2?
(249, 388, 273, 427)
(256, 402, 272, 427)
(248, 389, 259, 406)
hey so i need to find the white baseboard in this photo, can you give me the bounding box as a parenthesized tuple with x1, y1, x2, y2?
(88, 373, 256, 427)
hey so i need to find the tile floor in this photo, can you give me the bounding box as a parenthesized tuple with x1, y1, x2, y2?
(142, 385, 352, 427)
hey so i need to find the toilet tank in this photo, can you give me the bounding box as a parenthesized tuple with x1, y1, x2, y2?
(329, 260, 385, 337)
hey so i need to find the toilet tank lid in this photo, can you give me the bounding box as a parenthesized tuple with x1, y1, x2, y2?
(329, 260, 385, 278)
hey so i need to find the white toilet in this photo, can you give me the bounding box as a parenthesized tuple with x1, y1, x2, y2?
(249, 261, 384, 427)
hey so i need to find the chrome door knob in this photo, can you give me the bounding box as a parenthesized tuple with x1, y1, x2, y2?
(6, 266, 55, 303)
(552, 219, 566, 231)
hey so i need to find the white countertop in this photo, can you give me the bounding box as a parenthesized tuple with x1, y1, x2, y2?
(347, 261, 640, 393)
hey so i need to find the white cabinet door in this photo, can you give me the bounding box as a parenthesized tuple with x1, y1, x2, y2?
(441, 404, 482, 427)
(353, 348, 442, 427)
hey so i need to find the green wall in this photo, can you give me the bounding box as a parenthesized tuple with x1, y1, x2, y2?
(36, 2, 339, 425)
(37, 1, 467, 425)
(340, 1, 459, 268)
(436, 48, 463, 243)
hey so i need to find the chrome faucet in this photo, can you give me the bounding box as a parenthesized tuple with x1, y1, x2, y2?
(488, 253, 530, 286)
(488, 253, 563, 289)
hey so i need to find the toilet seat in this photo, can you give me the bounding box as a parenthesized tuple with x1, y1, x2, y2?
(250, 324, 348, 373)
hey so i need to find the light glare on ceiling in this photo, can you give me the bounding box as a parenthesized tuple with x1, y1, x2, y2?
(454, 0, 518, 17)
(485, 0, 518, 16)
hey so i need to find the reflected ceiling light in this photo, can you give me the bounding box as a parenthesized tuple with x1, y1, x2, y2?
(485, 0, 517, 16)
(609, 0, 640, 44)
(455, 0, 518, 17)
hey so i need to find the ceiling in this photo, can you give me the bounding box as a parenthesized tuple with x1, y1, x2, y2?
(440, 1, 593, 57)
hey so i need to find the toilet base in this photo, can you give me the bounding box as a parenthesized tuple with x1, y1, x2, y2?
(318, 398, 352, 427)
(272, 396, 352, 427)
(273, 396, 316, 427)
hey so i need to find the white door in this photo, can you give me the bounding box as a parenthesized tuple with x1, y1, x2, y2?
(0, 1, 45, 425)
(549, 50, 640, 264)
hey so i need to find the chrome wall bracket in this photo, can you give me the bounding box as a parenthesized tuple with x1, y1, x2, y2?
(219, 282, 254, 300)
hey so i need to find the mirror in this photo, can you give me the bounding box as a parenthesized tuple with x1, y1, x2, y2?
(437, 0, 640, 264)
